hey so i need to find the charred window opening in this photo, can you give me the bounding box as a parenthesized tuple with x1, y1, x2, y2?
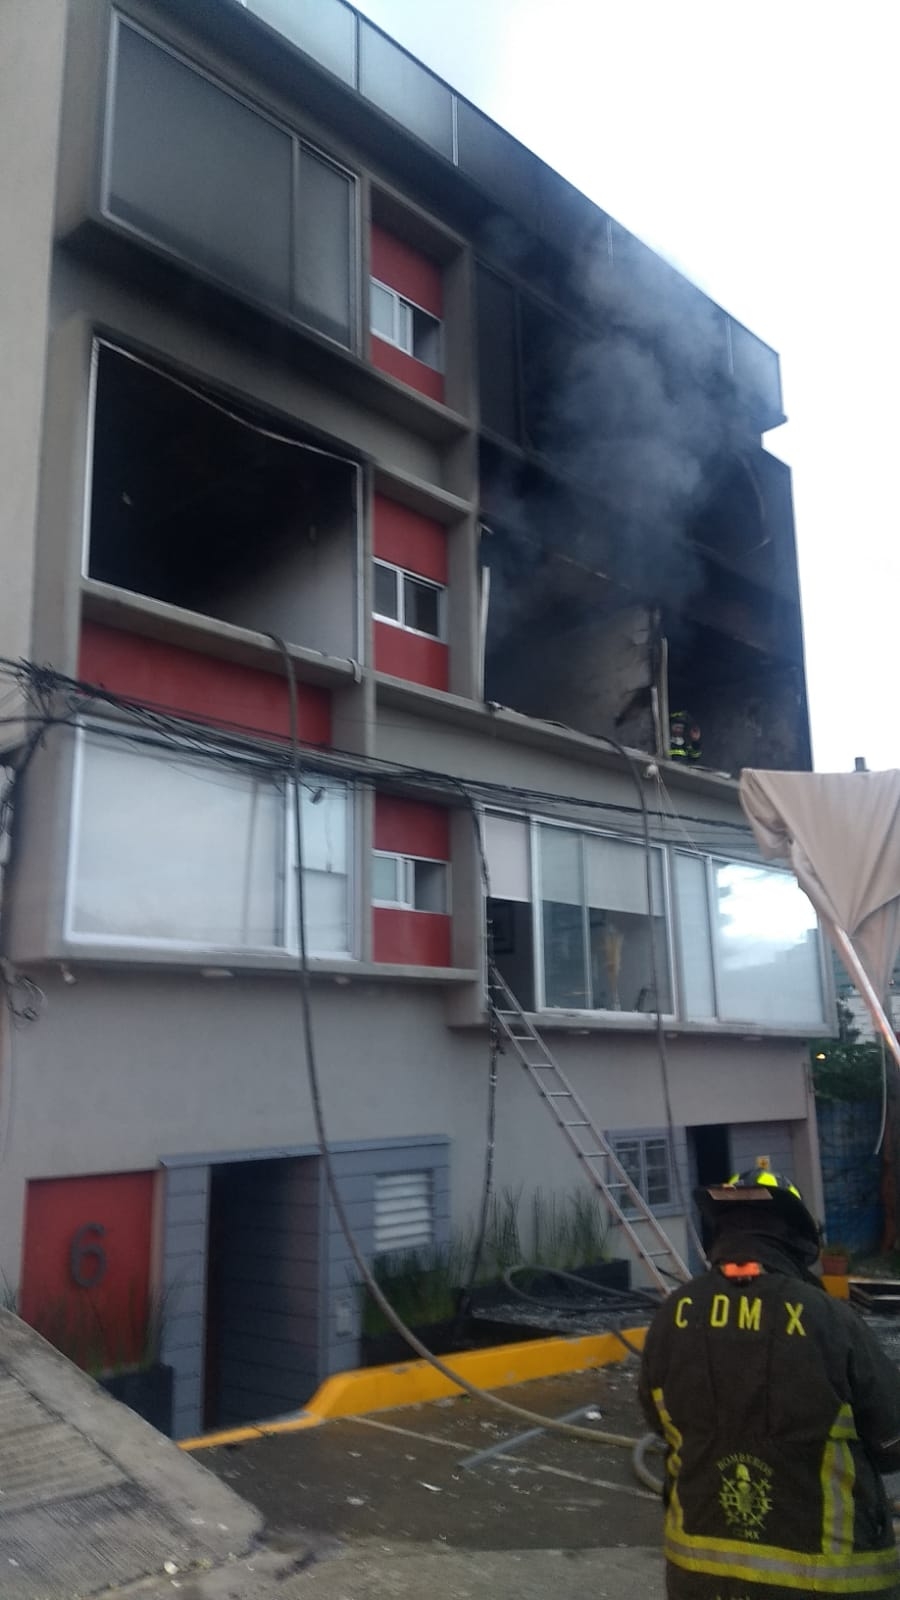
(88, 346, 358, 658)
(479, 443, 809, 775)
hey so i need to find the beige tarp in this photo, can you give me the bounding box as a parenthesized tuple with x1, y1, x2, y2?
(739, 769, 900, 1062)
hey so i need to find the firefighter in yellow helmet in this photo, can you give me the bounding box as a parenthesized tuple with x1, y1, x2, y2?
(639, 1167, 900, 1598)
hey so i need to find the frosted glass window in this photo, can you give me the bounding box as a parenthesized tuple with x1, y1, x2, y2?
(586, 835, 663, 915)
(107, 23, 292, 307)
(539, 827, 582, 906)
(373, 853, 402, 903)
(674, 853, 716, 1020)
(242, 0, 357, 85)
(370, 281, 395, 342)
(359, 22, 453, 157)
(483, 814, 531, 903)
(71, 738, 283, 946)
(288, 780, 350, 954)
(712, 862, 825, 1028)
(295, 146, 354, 347)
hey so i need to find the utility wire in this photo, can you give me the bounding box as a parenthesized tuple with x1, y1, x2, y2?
(267, 631, 645, 1452)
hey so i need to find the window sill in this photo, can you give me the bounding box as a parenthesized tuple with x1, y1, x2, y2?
(51, 941, 477, 985)
(81, 580, 362, 690)
(446, 998, 833, 1041)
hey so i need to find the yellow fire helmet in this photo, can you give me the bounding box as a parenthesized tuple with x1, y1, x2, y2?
(696, 1167, 820, 1250)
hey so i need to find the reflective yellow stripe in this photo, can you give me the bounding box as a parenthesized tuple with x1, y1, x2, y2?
(665, 1527, 900, 1591)
(821, 1401, 857, 1554)
(650, 1385, 684, 1534)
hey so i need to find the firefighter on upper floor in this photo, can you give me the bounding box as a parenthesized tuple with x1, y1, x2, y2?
(669, 711, 702, 763)
(638, 1166, 900, 1598)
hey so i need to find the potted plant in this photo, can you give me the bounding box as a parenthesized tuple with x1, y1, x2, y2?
(96, 1286, 175, 1434)
(26, 1285, 175, 1435)
(821, 1242, 851, 1276)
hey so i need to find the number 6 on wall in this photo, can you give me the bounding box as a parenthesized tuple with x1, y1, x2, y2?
(69, 1222, 108, 1289)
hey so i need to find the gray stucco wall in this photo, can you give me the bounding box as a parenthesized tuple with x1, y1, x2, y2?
(0, 0, 67, 716)
(0, 965, 811, 1285)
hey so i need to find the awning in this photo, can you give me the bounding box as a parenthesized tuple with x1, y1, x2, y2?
(740, 769, 900, 1067)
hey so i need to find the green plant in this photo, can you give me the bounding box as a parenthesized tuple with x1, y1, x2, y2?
(484, 1186, 611, 1278)
(24, 1282, 174, 1377)
(0, 1272, 19, 1312)
(360, 1234, 472, 1338)
(811, 1036, 885, 1104)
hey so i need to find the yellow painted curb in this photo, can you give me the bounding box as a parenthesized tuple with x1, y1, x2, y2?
(179, 1326, 647, 1452)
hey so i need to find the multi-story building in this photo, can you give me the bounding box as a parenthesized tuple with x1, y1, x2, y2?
(1, 0, 829, 1439)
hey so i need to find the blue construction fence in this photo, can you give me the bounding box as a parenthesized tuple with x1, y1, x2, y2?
(816, 1098, 883, 1254)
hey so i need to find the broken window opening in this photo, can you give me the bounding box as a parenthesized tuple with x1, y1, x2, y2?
(87, 344, 359, 659)
(479, 442, 808, 773)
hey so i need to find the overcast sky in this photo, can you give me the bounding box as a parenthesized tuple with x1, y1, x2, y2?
(355, 0, 898, 775)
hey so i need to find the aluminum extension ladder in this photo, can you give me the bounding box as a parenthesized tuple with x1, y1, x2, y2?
(489, 964, 690, 1295)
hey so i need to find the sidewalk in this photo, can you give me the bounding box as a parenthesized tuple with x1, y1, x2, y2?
(0, 1310, 261, 1599)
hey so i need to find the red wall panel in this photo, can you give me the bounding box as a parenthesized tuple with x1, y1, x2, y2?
(21, 1171, 155, 1370)
(370, 335, 445, 404)
(373, 496, 447, 583)
(374, 794, 451, 859)
(371, 225, 443, 316)
(79, 624, 332, 746)
(373, 907, 452, 967)
(374, 621, 449, 691)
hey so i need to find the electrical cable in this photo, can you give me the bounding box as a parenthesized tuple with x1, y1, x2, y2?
(0, 654, 757, 840)
(596, 735, 707, 1268)
(499, 1264, 659, 1358)
(267, 631, 647, 1452)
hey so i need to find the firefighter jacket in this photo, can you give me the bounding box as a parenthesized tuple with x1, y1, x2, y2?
(638, 1235, 900, 1598)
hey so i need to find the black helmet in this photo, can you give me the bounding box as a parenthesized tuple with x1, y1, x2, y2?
(695, 1167, 820, 1252)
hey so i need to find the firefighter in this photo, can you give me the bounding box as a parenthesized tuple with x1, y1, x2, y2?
(638, 1167, 900, 1598)
(669, 711, 702, 763)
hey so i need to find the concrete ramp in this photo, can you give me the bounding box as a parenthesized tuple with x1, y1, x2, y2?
(0, 1309, 261, 1598)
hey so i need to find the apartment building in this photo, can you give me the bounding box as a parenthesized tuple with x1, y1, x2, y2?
(0, 0, 828, 1439)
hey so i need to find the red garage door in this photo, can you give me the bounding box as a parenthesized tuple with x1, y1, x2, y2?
(20, 1172, 155, 1372)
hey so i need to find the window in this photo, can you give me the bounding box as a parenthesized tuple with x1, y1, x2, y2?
(106, 21, 355, 347)
(373, 1171, 434, 1253)
(612, 1135, 674, 1213)
(373, 560, 445, 640)
(538, 825, 672, 1013)
(359, 22, 454, 159)
(373, 852, 449, 914)
(289, 779, 352, 954)
(711, 860, 823, 1027)
(241, 0, 357, 86)
(483, 813, 826, 1032)
(675, 853, 825, 1028)
(370, 279, 442, 370)
(69, 733, 352, 956)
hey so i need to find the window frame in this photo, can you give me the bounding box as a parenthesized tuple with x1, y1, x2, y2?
(702, 852, 827, 1031)
(609, 1131, 677, 1217)
(372, 850, 451, 915)
(102, 13, 361, 353)
(372, 558, 447, 642)
(532, 816, 676, 1019)
(369, 276, 444, 372)
(483, 809, 830, 1036)
(65, 725, 356, 960)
